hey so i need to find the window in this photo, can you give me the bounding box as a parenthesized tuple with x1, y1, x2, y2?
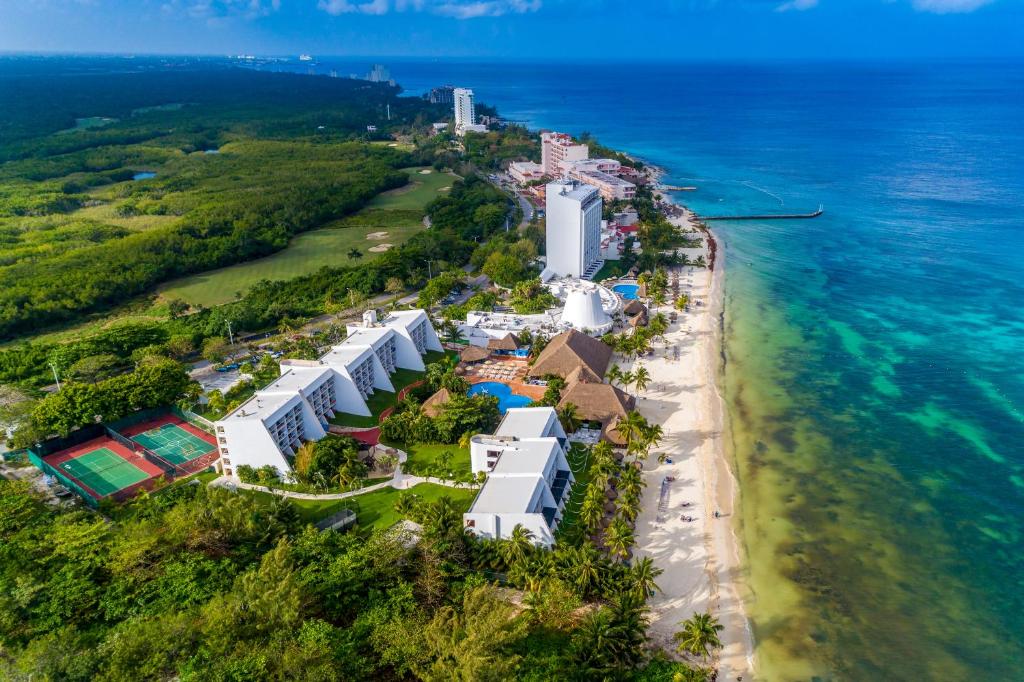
(465, 519, 476, 527)
(216, 426, 225, 433)
(221, 447, 229, 455)
(218, 437, 227, 444)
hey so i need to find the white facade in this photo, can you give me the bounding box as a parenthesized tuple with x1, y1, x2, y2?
(508, 161, 545, 186)
(464, 407, 574, 546)
(563, 160, 636, 201)
(215, 309, 441, 480)
(543, 179, 604, 281)
(454, 88, 484, 135)
(541, 132, 589, 176)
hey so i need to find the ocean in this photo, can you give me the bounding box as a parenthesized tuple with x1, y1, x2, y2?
(333, 58, 1024, 680)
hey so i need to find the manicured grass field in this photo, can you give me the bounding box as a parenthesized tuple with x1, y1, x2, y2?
(242, 481, 476, 529)
(157, 167, 455, 307)
(346, 482, 477, 532)
(594, 259, 630, 282)
(395, 443, 472, 478)
(554, 443, 593, 539)
(366, 168, 454, 210)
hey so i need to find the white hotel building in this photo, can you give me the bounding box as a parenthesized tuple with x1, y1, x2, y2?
(542, 179, 604, 281)
(214, 310, 441, 480)
(464, 407, 574, 546)
(453, 87, 487, 135)
(541, 131, 589, 176)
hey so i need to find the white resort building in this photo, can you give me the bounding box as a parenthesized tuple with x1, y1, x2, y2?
(453, 87, 487, 135)
(214, 309, 442, 480)
(540, 131, 589, 176)
(464, 407, 574, 546)
(543, 179, 604, 281)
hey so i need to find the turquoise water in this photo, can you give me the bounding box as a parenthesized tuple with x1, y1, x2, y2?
(468, 381, 533, 413)
(259, 58, 1024, 678)
(612, 283, 639, 300)
(132, 171, 156, 180)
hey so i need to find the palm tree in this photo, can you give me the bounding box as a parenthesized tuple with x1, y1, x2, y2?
(603, 517, 634, 563)
(632, 365, 651, 393)
(559, 544, 604, 597)
(558, 402, 582, 434)
(673, 611, 724, 662)
(643, 423, 664, 453)
(580, 487, 605, 532)
(500, 524, 536, 568)
(616, 411, 648, 456)
(347, 247, 363, 260)
(607, 362, 622, 386)
(627, 556, 663, 599)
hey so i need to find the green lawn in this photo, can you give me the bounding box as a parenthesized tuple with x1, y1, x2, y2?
(366, 168, 455, 210)
(395, 443, 472, 478)
(347, 482, 477, 532)
(240, 481, 475, 529)
(554, 443, 593, 539)
(157, 214, 424, 307)
(330, 367, 425, 428)
(593, 259, 630, 282)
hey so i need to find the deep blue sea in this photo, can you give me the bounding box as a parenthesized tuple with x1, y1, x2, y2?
(118, 56, 1024, 678)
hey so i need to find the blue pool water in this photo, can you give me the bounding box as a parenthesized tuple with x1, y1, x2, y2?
(132, 171, 156, 180)
(468, 381, 533, 413)
(612, 283, 639, 300)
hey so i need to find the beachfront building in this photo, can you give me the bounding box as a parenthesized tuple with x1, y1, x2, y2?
(215, 309, 441, 480)
(543, 179, 604, 281)
(508, 160, 545, 186)
(541, 131, 589, 176)
(464, 407, 574, 546)
(528, 329, 613, 380)
(565, 163, 636, 201)
(453, 87, 487, 135)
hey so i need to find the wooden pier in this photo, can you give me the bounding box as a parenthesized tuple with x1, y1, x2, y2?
(702, 205, 823, 221)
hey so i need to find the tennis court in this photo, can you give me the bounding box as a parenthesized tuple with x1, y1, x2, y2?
(59, 447, 151, 498)
(131, 422, 216, 465)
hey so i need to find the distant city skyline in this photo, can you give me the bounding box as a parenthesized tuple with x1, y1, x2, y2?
(1, 1, 1022, 59)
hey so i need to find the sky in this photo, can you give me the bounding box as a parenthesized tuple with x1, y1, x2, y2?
(1, 0, 1022, 59)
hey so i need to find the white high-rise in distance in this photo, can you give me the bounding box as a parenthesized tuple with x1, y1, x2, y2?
(453, 87, 486, 135)
(542, 179, 604, 281)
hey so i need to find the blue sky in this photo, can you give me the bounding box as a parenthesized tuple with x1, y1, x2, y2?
(1, 1, 1022, 59)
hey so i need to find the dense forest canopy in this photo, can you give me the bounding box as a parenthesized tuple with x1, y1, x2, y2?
(0, 60, 454, 340)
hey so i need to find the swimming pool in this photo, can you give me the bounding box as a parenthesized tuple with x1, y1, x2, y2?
(612, 283, 640, 300)
(132, 171, 156, 181)
(468, 381, 533, 413)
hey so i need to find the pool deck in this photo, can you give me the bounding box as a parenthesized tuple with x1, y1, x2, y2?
(461, 356, 546, 401)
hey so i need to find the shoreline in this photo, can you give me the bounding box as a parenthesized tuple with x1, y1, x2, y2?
(625, 186, 757, 678)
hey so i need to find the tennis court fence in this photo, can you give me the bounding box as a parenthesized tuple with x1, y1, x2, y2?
(103, 426, 181, 477)
(27, 449, 99, 508)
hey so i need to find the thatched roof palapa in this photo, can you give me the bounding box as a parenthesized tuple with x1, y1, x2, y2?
(528, 329, 612, 380)
(422, 388, 454, 418)
(487, 333, 521, 351)
(558, 381, 636, 424)
(622, 299, 647, 317)
(460, 345, 491, 363)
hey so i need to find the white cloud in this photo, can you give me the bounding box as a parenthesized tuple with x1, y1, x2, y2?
(317, 0, 543, 18)
(163, 0, 281, 20)
(775, 0, 818, 12)
(911, 0, 994, 13)
(318, 0, 390, 14)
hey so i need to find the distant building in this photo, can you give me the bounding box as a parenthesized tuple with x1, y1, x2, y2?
(366, 64, 391, 83)
(214, 310, 441, 481)
(453, 88, 487, 135)
(428, 85, 455, 105)
(569, 168, 636, 201)
(543, 179, 604, 280)
(464, 407, 574, 546)
(541, 132, 589, 177)
(508, 160, 545, 186)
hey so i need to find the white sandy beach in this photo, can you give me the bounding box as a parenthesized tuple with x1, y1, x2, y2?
(626, 211, 756, 679)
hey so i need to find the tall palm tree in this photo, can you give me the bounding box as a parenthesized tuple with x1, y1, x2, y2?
(500, 524, 535, 568)
(580, 486, 605, 533)
(607, 362, 622, 387)
(643, 423, 664, 454)
(617, 411, 649, 456)
(558, 402, 583, 434)
(632, 365, 651, 393)
(603, 517, 634, 563)
(673, 611, 724, 662)
(559, 544, 604, 597)
(627, 556, 663, 599)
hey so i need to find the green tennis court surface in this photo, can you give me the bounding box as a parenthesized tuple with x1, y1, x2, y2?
(60, 447, 150, 497)
(132, 423, 214, 465)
